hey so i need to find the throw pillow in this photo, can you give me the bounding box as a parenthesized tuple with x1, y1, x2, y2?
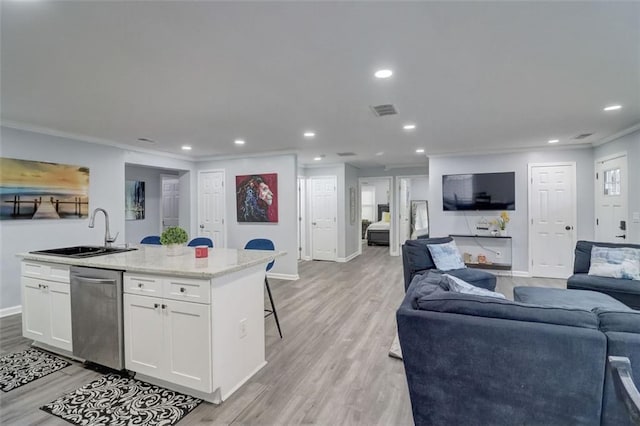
(588, 246, 640, 280)
(382, 211, 391, 223)
(442, 274, 506, 299)
(427, 240, 466, 271)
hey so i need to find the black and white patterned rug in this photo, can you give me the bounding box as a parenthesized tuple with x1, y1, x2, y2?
(0, 348, 70, 392)
(41, 373, 202, 426)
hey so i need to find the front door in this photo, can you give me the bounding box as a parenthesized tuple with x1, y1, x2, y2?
(310, 176, 337, 261)
(198, 170, 225, 248)
(529, 163, 576, 278)
(595, 153, 628, 243)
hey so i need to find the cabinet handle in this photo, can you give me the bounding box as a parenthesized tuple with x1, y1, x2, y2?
(180, 287, 186, 293)
(138, 283, 144, 288)
(161, 304, 167, 309)
(154, 303, 159, 309)
(38, 284, 42, 289)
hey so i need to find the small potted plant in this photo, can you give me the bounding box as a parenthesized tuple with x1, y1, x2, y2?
(493, 211, 510, 236)
(160, 226, 189, 256)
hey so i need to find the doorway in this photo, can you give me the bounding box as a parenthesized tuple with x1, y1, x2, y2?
(198, 170, 226, 248)
(528, 163, 577, 278)
(595, 153, 628, 242)
(160, 175, 180, 232)
(310, 176, 337, 261)
(358, 177, 393, 256)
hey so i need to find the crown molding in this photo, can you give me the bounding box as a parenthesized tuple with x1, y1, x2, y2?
(591, 122, 640, 147)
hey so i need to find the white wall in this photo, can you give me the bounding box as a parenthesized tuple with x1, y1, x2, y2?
(594, 129, 640, 243)
(197, 154, 298, 279)
(344, 164, 359, 259)
(409, 176, 429, 200)
(124, 165, 178, 244)
(428, 147, 595, 273)
(0, 127, 126, 310)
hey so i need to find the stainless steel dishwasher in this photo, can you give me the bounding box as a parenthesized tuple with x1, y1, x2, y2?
(70, 266, 124, 370)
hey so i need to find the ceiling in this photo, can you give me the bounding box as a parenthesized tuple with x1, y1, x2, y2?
(2, 1, 639, 168)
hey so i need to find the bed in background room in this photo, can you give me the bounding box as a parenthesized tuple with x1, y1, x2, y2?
(366, 204, 390, 246)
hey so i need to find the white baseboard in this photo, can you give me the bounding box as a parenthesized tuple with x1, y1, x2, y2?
(267, 272, 299, 281)
(510, 270, 531, 278)
(0, 305, 21, 318)
(301, 256, 312, 261)
(337, 251, 360, 263)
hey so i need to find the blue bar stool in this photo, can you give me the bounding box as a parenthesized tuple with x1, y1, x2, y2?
(188, 237, 213, 248)
(140, 236, 161, 245)
(244, 238, 282, 338)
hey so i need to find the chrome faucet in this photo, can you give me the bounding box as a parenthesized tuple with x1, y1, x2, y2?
(89, 208, 118, 247)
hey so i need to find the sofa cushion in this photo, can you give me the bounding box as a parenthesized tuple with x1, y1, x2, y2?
(415, 292, 599, 329)
(588, 246, 640, 280)
(441, 274, 505, 299)
(596, 310, 640, 333)
(568, 273, 640, 296)
(574, 240, 640, 274)
(401, 237, 453, 291)
(514, 287, 631, 312)
(427, 240, 466, 271)
(407, 272, 448, 308)
(447, 267, 497, 291)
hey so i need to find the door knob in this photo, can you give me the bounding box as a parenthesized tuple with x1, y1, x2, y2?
(312, 222, 317, 225)
(200, 224, 204, 229)
(616, 234, 627, 239)
(565, 226, 573, 231)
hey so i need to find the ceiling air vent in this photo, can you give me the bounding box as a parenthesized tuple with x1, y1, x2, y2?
(573, 133, 594, 140)
(337, 152, 356, 157)
(371, 104, 398, 117)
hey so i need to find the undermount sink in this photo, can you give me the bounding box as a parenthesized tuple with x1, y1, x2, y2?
(30, 245, 137, 258)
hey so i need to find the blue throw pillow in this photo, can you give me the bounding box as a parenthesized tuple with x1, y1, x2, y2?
(427, 240, 466, 271)
(442, 274, 506, 299)
(588, 246, 640, 280)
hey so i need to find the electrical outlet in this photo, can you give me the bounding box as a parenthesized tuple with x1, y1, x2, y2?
(239, 318, 247, 338)
(495, 251, 503, 259)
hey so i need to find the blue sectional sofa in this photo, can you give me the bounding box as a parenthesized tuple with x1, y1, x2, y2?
(401, 237, 497, 292)
(397, 271, 640, 425)
(568, 240, 640, 309)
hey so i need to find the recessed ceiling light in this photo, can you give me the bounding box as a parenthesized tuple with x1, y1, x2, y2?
(416, 148, 425, 154)
(303, 131, 316, 138)
(603, 105, 622, 111)
(181, 145, 192, 151)
(234, 139, 245, 145)
(314, 157, 322, 161)
(548, 139, 559, 144)
(375, 151, 384, 156)
(403, 124, 416, 131)
(374, 69, 393, 79)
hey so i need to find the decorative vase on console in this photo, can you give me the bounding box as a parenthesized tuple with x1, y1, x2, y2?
(493, 211, 510, 237)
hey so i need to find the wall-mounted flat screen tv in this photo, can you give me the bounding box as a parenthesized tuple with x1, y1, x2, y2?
(442, 172, 515, 211)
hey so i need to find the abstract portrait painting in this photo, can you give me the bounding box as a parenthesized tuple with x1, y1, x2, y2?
(0, 157, 89, 220)
(236, 173, 278, 223)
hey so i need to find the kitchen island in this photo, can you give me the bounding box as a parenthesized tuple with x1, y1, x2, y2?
(17, 245, 284, 403)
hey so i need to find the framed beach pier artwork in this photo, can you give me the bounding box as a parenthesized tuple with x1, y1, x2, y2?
(236, 173, 278, 223)
(0, 157, 89, 220)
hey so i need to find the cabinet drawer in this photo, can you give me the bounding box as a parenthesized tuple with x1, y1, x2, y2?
(124, 274, 163, 296)
(22, 261, 70, 283)
(163, 277, 211, 304)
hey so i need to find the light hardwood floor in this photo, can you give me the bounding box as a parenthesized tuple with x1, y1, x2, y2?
(0, 245, 565, 425)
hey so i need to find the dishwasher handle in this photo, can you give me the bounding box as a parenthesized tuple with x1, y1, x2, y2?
(73, 276, 117, 285)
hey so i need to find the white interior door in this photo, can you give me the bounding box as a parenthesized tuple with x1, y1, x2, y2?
(297, 177, 306, 260)
(161, 175, 180, 231)
(529, 163, 576, 278)
(399, 178, 411, 244)
(198, 170, 226, 247)
(311, 176, 337, 261)
(595, 154, 628, 243)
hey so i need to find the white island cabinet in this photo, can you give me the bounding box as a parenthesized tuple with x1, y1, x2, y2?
(18, 245, 284, 404)
(123, 273, 212, 393)
(21, 261, 72, 353)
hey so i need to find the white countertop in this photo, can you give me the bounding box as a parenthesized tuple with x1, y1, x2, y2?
(17, 245, 285, 279)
